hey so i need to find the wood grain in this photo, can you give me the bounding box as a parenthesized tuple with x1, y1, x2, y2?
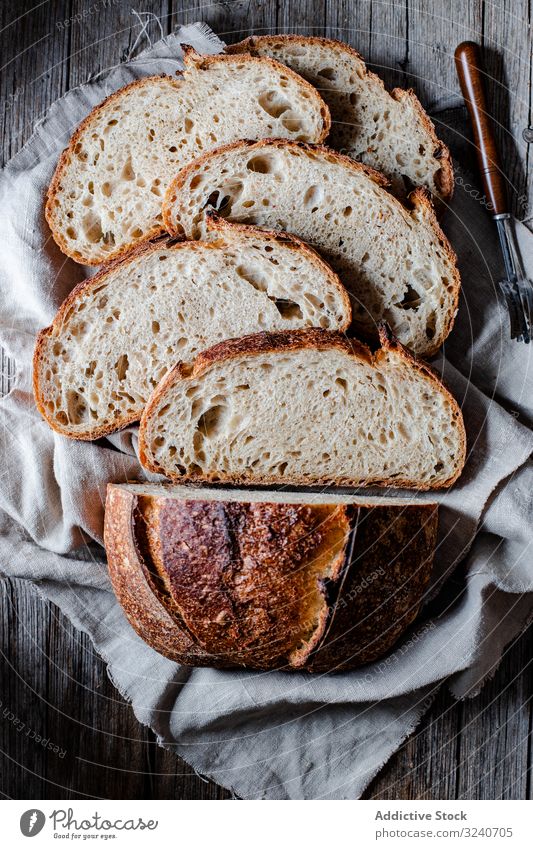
(481, 0, 532, 221)
(1, 0, 532, 800)
(455, 40, 508, 214)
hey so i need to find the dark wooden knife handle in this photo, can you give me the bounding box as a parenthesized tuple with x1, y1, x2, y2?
(454, 41, 508, 215)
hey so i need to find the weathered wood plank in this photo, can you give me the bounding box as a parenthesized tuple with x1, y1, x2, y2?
(172, 0, 278, 45)
(365, 0, 408, 90)
(68, 0, 171, 90)
(0, 0, 70, 162)
(277, 0, 327, 35)
(404, 0, 483, 110)
(0, 578, 231, 799)
(323, 0, 373, 56)
(481, 0, 532, 220)
(457, 625, 533, 800)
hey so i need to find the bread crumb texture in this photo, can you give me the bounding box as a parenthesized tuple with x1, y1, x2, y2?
(139, 329, 466, 489)
(46, 51, 329, 264)
(33, 223, 349, 439)
(164, 139, 459, 356)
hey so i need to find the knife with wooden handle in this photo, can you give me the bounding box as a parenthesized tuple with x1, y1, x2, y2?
(455, 40, 533, 342)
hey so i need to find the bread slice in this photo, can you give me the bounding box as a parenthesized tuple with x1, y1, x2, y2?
(45, 47, 330, 266)
(163, 139, 460, 357)
(139, 327, 466, 490)
(105, 482, 438, 672)
(227, 35, 453, 202)
(33, 216, 350, 440)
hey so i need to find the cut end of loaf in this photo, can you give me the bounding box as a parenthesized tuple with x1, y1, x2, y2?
(105, 482, 439, 671)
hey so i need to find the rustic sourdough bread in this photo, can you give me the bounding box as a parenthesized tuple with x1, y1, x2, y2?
(33, 216, 349, 440)
(163, 139, 460, 357)
(227, 35, 453, 202)
(139, 328, 466, 490)
(45, 47, 330, 265)
(105, 482, 438, 672)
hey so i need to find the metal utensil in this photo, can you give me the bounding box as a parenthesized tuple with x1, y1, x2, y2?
(455, 41, 533, 342)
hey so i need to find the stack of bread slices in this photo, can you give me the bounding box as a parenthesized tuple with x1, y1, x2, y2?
(35, 36, 466, 673)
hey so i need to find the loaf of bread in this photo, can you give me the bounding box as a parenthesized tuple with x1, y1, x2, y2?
(104, 482, 438, 672)
(163, 139, 460, 357)
(45, 47, 330, 266)
(227, 35, 453, 202)
(33, 215, 350, 440)
(139, 327, 466, 490)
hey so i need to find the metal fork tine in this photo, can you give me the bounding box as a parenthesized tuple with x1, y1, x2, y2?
(499, 280, 527, 341)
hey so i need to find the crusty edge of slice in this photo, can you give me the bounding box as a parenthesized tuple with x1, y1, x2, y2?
(138, 326, 467, 490)
(405, 186, 460, 357)
(33, 218, 351, 440)
(45, 49, 331, 266)
(227, 34, 454, 202)
(45, 74, 173, 267)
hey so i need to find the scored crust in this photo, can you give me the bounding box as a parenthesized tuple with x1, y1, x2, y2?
(138, 326, 467, 490)
(45, 48, 331, 266)
(105, 482, 439, 672)
(32, 217, 351, 441)
(226, 34, 454, 202)
(162, 138, 460, 357)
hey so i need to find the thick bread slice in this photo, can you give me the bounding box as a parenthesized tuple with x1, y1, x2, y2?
(139, 328, 466, 490)
(105, 482, 438, 672)
(45, 47, 330, 266)
(227, 35, 453, 202)
(163, 139, 460, 357)
(33, 215, 350, 440)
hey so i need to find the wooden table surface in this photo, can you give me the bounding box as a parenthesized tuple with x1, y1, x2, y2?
(1, 0, 532, 800)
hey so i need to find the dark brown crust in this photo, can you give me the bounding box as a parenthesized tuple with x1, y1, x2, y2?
(105, 483, 438, 672)
(138, 327, 467, 490)
(104, 486, 215, 664)
(308, 503, 437, 671)
(226, 34, 454, 202)
(161, 137, 459, 356)
(148, 497, 350, 668)
(45, 49, 331, 266)
(32, 220, 351, 440)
